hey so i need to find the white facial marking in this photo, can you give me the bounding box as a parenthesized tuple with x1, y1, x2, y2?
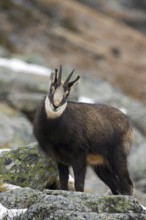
(45, 96, 67, 119)
(53, 86, 64, 106)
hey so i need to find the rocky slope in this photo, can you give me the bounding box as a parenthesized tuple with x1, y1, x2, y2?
(78, 0, 146, 34)
(0, 188, 146, 220)
(1, 0, 146, 106)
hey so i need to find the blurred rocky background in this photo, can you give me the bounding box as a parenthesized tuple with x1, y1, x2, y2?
(0, 0, 146, 218)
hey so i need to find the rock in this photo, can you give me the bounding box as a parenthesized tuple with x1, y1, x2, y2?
(79, 0, 146, 34)
(0, 203, 27, 220)
(129, 143, 146, 193)
(134, 189, 146, 207)
(7, 92, 43, 121)
(0, 188, 145, 219)
(0, 59, 51, 119)
(0, 65, 50, 98)
(0, 103, 34, 148)
(0, 143, 58, 190)
(1, 0, 146, 107)
(0, 46, 11, 58)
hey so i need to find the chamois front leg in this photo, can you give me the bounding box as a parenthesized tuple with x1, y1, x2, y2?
(57, 163, 69, 190)
(72, 157, 87, 192)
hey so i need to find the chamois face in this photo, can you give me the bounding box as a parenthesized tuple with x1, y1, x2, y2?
(45, 65, 80, 118)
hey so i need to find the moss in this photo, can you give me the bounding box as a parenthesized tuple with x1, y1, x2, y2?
(0, 177, 6, 192)
(96, 195, 141, 213)
(0, 184, 6, 192)
(0, 188, 144, 219)
(0, 145, 58, 190)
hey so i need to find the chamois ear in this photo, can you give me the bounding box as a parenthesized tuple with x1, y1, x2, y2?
(50, 68, 58, 84)
(68, 76, 80, 92)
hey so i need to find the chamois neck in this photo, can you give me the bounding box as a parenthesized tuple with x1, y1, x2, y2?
(45, 96, 67, 119)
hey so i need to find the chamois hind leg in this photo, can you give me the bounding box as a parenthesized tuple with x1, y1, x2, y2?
(57, 163, 69, 190)
(112, 128, 134, 195)
(72, 157, 87, 192)
(92, 165, 121, 195)
(110, 150, 133, 195)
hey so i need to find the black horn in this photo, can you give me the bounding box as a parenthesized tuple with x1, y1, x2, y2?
(55, 68, 58, 81)
(68, 75, 80, 87)
(64, 69, 75, 87)
(57, 64, 62, 84)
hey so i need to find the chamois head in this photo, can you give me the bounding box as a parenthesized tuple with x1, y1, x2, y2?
(45, 65, 80, 118)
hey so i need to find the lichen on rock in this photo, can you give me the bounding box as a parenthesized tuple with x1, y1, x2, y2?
(0, 188, 146, 220)
(0, 143, 58, 190)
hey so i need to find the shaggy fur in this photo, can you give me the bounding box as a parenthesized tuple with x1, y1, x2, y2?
(33, 99, 134, 195)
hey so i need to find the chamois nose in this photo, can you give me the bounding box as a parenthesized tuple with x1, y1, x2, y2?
(53, 101, 60, 110)
(53, 104, 58, 110)
(53, 100, 60, 108)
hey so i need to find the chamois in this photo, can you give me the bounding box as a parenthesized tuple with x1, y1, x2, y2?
(33, 65, 134, 195)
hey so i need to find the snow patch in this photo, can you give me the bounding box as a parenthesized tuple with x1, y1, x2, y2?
(119, 107, 127, 115)
(0, 203, 27, 219)
(0, 149, 11, 154)
(3, 183, 21, 191)
(0, 57, 51, 76)
(141, 205, 146, 212)
(78, 96, 95, 104)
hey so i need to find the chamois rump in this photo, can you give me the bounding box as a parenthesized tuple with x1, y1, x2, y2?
(33, 65, 133, 195)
